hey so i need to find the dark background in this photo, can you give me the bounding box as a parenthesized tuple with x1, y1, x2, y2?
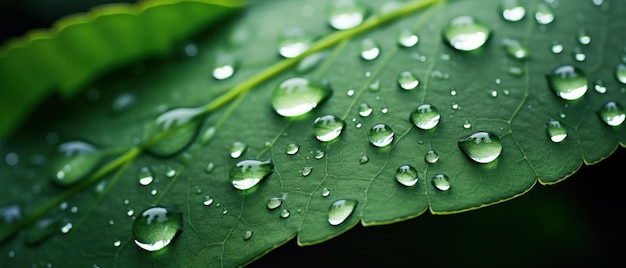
(1, 0, 623, 267)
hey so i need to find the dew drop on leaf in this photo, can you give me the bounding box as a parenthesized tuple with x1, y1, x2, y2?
(577, 28, 591, 45)
(443, 15, 491, 51)
(368, 124, 394, 147)
(165, 166, 177, 178)
(230, 141, 247, 159)
(360, 38, 381, 60)
(286, 143, 300, 155)
(205, 162, 215, 174)
(397, 71, 420, 90)
(297, 52, 328, 73)
(300, 166, 313, 177)
(328, 199, 357, 226)
(395, 164, 419, 187)
(457, 131, 503, 164)
(280, 209, 290, 219)
(431, 174, 451, 191)
(410, 104, 440, 130)
(266, 196, 283, 210)
(271, 77, 333, 117)
(500, 0, 526, 22)
(132, 206, 183, 252)
(212, 54, 236, 80)
(60, 222, 73, 234)
(534, 3, 555, 25)
(598, 101, 625, 127)
(111, 92, 136, 113)
(322, 187, 331, 197)
(594, 80, 607, 94)
(424, 150, 439, 164)
(501, 37, 530, 60)
(615, 63, 626, 84)
(278, 27, 314, 58)
(397, 29, 419, 48)
(203, 196, 214, 206)
(327, 0, 367, 30)
(51, 141, 104, 187)
(546, 65, 588, 100)
(243, 230, 253, 241)
(314, 150, 325, 159)
(143, 107, 204, 157)
(113, 240, 121, 247)
(358, 103, 373, 117)
(229, 159, 274, 190)
(359, 155, 369, 164)
(314, 115, 346, 142)
(546, 118, 567, 143)
(550, 40, 564, 54)
(138, 166, 154, 186)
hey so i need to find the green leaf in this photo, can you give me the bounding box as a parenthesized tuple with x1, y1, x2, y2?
(1, 0, 625, 267)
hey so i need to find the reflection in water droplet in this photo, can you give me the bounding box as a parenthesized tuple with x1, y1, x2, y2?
(425, 150, 439, 164)
(138, 166, 153, 186)
(230, 142, 247, 159)
(534, 3, 555, 25)
(431, 174, 451, 191)
(502, 38, 529, 60)
(360, 38, 381, 60)
(132, 206, 182, 251)
(398, 71, 420, 90)
(443, 15, 491, 51)
(143, 107, 204, 156)
(500, 0, 526, 22)
(598, 101, 625, 126)
(271, 77, 333, 117)
(368, 124, 394, 147)
(397, 29, 419, 47)
(410, 104, 440, 130)
(314, 115, 346, 142)
(229, 159, 274, 190)
(546, 119, 567, 143)
(328, 0, 367, 30)
(395, 164, 419, 187)
(615, 63, 626, 84)
(458, 131, 503, 164)
(328, 199, 357, 226)
(546, 65, 588, 100)
(278, 27, 315, 58)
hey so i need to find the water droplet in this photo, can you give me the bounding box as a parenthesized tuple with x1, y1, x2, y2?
(550, 40, 564, 54)
(368, 79, 380, 91)
(451, 102, 461, 110)
(280, 209, 291, 219)
(458, 131, 503, 164)
(183, 43, 198, 57)
(368, 124, 394, 147)
(314, 150, 325, 159)
(398, 71, 420, 90)
(573, 47, 586, 62)
(507, 66, 524, 77)
(431, 174, 451, 191)
(598, 101, 625, 126)
(111, 92, 136, 113)
(113, 240, 121, 247)
(546, 65, 588, 100)
(143, 107, 204, 157)
(328, 199, 357, 226)
(222, 209, 228, 215)
(127, 209, 135, 217)
(327, 0, 367, 30)
(546, 119, 567, 143)
(314, 115, 346, 142)
(230, 141, 247, 159)
(300, 166, 313, 177)
(395, 164, 419, 187)
(359, 155, 369, 164)
(443, 15, 491, 51)
(138, 166, 154, 186)
(203, 196, 214, 206)
(360, 38, 381, 60)
(322, 187, 331, 197)
(534, 3, 555, 25)
(212, 54, 236, 80)
(358, 103, 373, 117)
(381, 106, 388, 114)
(271, 77, 333, 117)
(346, 89, 355, 96)
(577, 28, 591, 45)
(51, 141, 104, 187)
(205, 162, 215, 174)
(278, 27, 314, 58)
(243, 230, 253, 241)
(229, 159, 274, 190)
(4, 152, 18, 166)
(424, 150, 439, 164)
(286, 144, 300, 155)
(500, 0, 526, 22)
(615, 63, 626, 84)
(410, 104, 440, 130)
(594, 80, 607, 93)
(397, 29, 419, 47)
(24, 217, 59, 246)
(200, 126, 217, 145)
(165, 166, 177, 178)
(297, 51, 329, 73)
(490, 90, 498, 98)
(266, 196, 284, 210)
(463, 120, 472, 129)
(60, 222, 73, 234)
(502, 38, 530, 60)
(132, 206, 183, 252)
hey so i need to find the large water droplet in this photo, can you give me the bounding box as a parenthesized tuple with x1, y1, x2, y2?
(328, 199, 357, 226)
(143, 107, 204, 156)
(431, 174, 451, 191)
(368, 124, 394, 147)
(278, 27, 315, 58)
(314, 115, 346, 142)
(546, 119, 567, 143)
(360, 38, 381, 60)
(229, 159, 274, 190)
(271, 77, 332, 117)
(500, 0, 526, 22)
(615, 63, 626, 84)
(397, 71, 420, 90)
(212, 54, 236, 80)
(410, 104, 440, 130)
(51, 141, 104, 187)
(534, 3, 555, 25)
(230, 141, 247, 159)
(598, 101, 625, 126)
(138, 166, 154, 186)
(395, 164, 419, 187)
(327, 0, 367, 30)
(397, 29, 419, 47)
(132, 206, 183, 252)
(502, 38, 529, 60)
(546, 65, 588, 101)
(443, 15, 491, 51)
(458, 131, 503, 164)
(424, 150, 439, 164)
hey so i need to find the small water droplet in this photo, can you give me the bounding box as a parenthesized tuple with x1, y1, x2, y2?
(463, 120, 472, 129)
(450, 89, 457, 96)
(534, 3, 555, 25)
(271, 77, 333, 117)
(200, 126, 217, 145)
(359, 155, 369, 164)
(546, 119, 567, 143)
(550, 40, 564, 54)
(222, 209, 228, 215)
(451, 102, 461, 110)
(212, 54, 236, 80)
(51, 141, 104, 187)
(111, 92, 136, 113)
(490, 90, 498, 98)
(594, 80, 607, 93)
(573, 47, 586, 62)
(143, 107, 204, 157)
(577, 28, 591, 45)
(314, 115, 346, 142)
(113, 239, 121, 247)
(395, 164, 419, 186)
(314, 150, 325, 159)
(458, 131, 503, 164)
(243, 230, 253, 241)
(301, 166, 313, 177)
(230, 141, 247, 159)
(360, 38, 381, 60)
(165, 166, 177, 178)
(286, 143, 300, 155)
(205, 162, 215, 174)
(132, 206, 183, 252)
(368, 124, 394, 147)
(60, 222, 73, 234)
(138, 166, 154, 186)
(502, 37, 530, 60)
(507, 66, 524, 77)
(443, 15, 491, 51)
(322, 187, 331, 197)
(410, 104, 440, 130)
(431, 174, 451, 191)
(266, 196, 284, 210)
(278, 27, 315, 58)
(127, 209, 135, 217)
(368, 79, 380, 92)
(546, 65, 588, 100)
(230, 159, 273, 190)
(500, 0, 526, 22)
(381, 106, 388, 114)
(398, 71, 420, 90)
(280, 209, 291, 219)
(328, 199, 357, 226)
(615, 63, 626, 84)
(424, 150, 439, 164)
(397, 29, 419, 47)
(327, 0, 367, 30)
(203, 196, 214, 206)
(598, 101, 625, 126)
